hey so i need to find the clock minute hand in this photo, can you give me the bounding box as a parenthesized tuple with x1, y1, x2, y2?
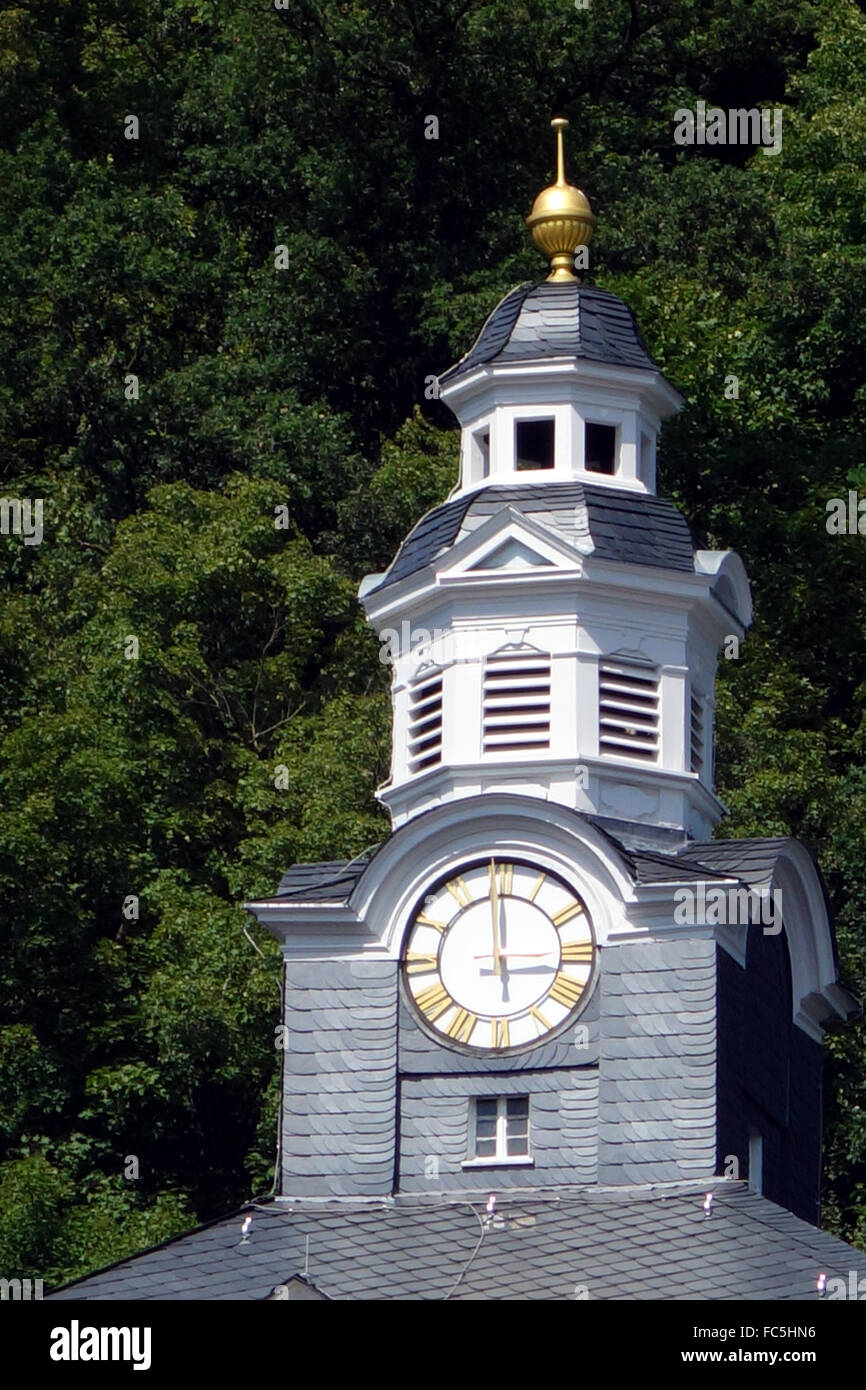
(489, 859, 502, 979)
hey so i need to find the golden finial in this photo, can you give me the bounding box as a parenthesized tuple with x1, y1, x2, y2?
(526, 117, 596, 282)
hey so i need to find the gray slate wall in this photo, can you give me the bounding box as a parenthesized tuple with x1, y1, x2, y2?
(398, 983, 600, 1073)
(597, 937, 717, 1184)
(398, 1069, 598, 1192)
(281, 959, 398, 1197)
(279, 938, 719, 1196)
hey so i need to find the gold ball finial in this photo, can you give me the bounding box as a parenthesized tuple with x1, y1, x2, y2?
(526, 117, 596, 282)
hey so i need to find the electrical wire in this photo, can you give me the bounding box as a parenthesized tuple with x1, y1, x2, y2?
(441, 1201, 488, 1300)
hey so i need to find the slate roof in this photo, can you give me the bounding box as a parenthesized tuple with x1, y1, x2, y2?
(585, 815, 689, 853)
(276, 859, 368, 901)
(262, 824, 799, 907)
(49, 1182, 866, 1300)
(368, 482, 696, 594)
(628, 849, 735, 886)
(439, 281, 662, 386)
(678, 838, 793, 887)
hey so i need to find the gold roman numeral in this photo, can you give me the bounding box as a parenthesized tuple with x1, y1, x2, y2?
(446, 876, 472, 908)
(406, 953, 439, 975)
(416, 912, 446, 932)
(528, 872, 547, 902)
(530, 1005, 551, 1034)
(497, 862, 514, 896)
(414, 982, 452, 1021)
(548, 973, 585, 1008)
(491, 1018, 510, 1048)
(560, 941, 594, 963)
(552, 900, 585, 928)
(446, 1008, 477, 1043)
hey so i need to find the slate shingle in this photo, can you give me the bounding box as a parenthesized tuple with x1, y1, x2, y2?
(49, 1184, 866, 1301)
(369, 481, 696, 595)
(438, 281, 663, 385)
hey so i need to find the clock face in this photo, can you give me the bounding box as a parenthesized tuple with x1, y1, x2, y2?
(402, 859, 595, 1052)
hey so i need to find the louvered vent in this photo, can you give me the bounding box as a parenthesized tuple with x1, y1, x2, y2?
(408, 670, 443, 772)
(599, 658, 660, 761)
(690, 691, 705, 776)
(483, 652, 551, 753)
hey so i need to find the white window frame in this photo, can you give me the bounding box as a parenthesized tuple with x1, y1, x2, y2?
(583, 418, 619, 476)
(514, 414, 556, 472)
(462, 1095, 534, 1168)
(471, 425, 491, 481)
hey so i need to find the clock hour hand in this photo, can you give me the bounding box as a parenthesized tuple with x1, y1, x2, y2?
(473, 950, 556, 960)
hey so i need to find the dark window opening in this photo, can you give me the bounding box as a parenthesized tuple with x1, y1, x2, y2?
(585, 423, 616, 474)
(515, 418, 555, 470)
(639, 431, 652, 479)
(474, 428, 490, 478)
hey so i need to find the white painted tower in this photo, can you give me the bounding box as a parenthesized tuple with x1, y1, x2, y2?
(360, 122, 752, 841)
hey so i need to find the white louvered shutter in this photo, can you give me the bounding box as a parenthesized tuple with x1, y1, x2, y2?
(408, 670, 443, 772)
(483, 652, 551, 753)
(598, 657, 660, 761)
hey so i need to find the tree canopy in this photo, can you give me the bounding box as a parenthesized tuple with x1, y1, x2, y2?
(2, 0, 866, 1281)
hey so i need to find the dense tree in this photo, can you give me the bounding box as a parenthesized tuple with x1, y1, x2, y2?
(2, 0, 866, 1279)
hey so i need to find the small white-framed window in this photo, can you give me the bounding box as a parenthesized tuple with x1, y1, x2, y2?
(515, 417, 555, 470)
(585, 421, 617, 475)
(469, 1096, 530, 1162)
(471, 426, 490, 479)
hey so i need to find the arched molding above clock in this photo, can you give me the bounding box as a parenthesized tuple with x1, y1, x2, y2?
(349, 792, 635, 959)
(754, 841, 853, 1039)
(675, 835, 859, 1039)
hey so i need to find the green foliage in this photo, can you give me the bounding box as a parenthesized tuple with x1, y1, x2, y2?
(2, 0, 866, 1280)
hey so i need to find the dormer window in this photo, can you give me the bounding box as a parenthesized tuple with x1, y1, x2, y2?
(515, 418, 554, 470)
(585, 422, 616, 475)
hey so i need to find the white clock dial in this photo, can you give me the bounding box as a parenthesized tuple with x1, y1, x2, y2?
(402, 859, 595, 1051)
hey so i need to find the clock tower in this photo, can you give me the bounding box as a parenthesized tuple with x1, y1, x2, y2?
(246, 121, 856, 1223)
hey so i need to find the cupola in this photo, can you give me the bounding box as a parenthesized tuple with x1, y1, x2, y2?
(439, 119, 681, 496)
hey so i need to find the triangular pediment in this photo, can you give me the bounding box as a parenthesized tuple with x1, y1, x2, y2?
(436, 506, 585, 582)
(470, 536, 556, 571)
